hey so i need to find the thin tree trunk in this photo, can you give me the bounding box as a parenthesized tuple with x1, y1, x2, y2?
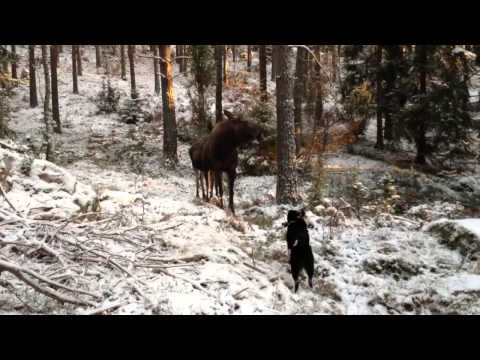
(375, 45, 384, 150)
(223, 46, 228, 85)
(416, 45, 427, 165)
(58, 45, 63, 53)
(29, 45, 38, 108)
(128, 45, 137, 99)
(180, 45, 187, 73)
(259, 45, 267, 101)
(247, 45, 252, 72)
(11, 45, 17, 79)
(50, 45, 61, 134)
(275, 45, 298, 205)
(294, 46, 306, 155)
(159, 45, 178, 165)
(95, 45, 102, 68)
(72, 45, 79, 94)
(215, 45, 223, 124)
(312, 46, 323, 141)
(41, 45, 53, 162)
(271, 46, 277, 82)
(153, 46, 161, 95)
(76, 45, 83, 76)
(120, 45, 126, 80)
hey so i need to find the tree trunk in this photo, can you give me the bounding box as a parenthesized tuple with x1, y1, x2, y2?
(275, 45, 298, 205)
(415, 45, 428, 165)
(259, 45, 267, 101)
(153, 45, 161, 95)
(159, 45, 178, 165)
(247, 45, 252, 72)
(76, 45, 83, 76)
(72, 45, 79, 94)
(11, 45, 17, 79)
(29, 45, 38, 108)
(375, 45, 384, 150)
(312, 46, 323, 140)
(271, 46, 277, 82)
(180, 45, 187, 73)
(41, 45, 53, 162)
(294, 46, 306, 155)
(128, 45, 137, 99)
(50, 45, 61, 134)
(120, 45, 126, 80)
(223, 46, 228, 85)
(331, 45, 337, 83)
(95, 45, 102, 68)
(215, 45, 223, 124)
(58, 45, 63, 53)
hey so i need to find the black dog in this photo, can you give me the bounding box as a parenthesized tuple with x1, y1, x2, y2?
(284, 209, 314, 293)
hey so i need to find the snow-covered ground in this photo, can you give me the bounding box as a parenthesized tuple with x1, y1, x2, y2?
(1, 46, 480, 315)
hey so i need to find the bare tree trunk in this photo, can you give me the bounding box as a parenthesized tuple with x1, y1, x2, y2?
(294, 46, 306, 155)
(415, 45, 427, 165)
(95, 45, 102, 68)
(128, 45, 137, 99)
(312, 46, 323, 141)
(29, 45, 38, 108)
(76, 45, 83, 76)
(215, 45, 223, 124)
(375, 45, 384, 150)
(271, 46, 277, 82)
(259, 45, 267, 101)
(58, 45, 63, 53)
(159, 45, 178, 165)
(120, 45, 126, 80)
(153, 45, 160, 95)
(275, 45, 298, 205)
(11, 45, 17, 79)
(180, 45, 187, 73)
(247, 45, 252, 72)
(331, 45, 337, 83)
(50, 45, 61, 134)
(72, 45, 79, 94)
(223, 45, 228, 85)
(41, 45, 53, 162)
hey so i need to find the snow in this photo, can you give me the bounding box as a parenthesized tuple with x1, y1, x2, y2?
(1, 45, 480, 315)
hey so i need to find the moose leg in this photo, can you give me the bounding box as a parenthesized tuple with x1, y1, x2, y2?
(216, 171, 224, 209)
(202, 171, 209, 201)
(227, 169, 236, 215)
(208, 170, 215, 200)
(195, 170, 200, 198)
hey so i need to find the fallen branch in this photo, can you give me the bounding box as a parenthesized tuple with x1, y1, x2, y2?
(243, 262, 267, 275)
(86, 301, 127, 315)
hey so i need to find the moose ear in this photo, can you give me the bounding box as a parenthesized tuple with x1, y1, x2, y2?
(300, 209, 306, 217)
(223, 110, 234, 120)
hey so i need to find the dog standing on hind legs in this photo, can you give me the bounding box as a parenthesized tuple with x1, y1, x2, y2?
(284, 209, 315, 293)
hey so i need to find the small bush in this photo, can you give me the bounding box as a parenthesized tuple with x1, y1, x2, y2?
(119, 98, 153, 124)
(95, 77, 121, 114)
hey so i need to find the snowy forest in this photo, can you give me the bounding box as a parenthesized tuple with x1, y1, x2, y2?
(0, 44, 479, 315)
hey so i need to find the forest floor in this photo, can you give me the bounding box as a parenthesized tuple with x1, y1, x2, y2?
(1, 47, 480, 315)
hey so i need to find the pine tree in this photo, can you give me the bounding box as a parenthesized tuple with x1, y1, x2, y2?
(275, 45, 298, 204)
(29, 45, 38, 108)
(159, 45, 178, 164)
(50, 45, 61, 133)
(191, 45, 215, 129)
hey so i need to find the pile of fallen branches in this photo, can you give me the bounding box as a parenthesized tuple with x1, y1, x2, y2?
(0, 199, 211, 314)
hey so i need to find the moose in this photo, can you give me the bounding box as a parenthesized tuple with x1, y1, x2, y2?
(189, 110, 263, 215)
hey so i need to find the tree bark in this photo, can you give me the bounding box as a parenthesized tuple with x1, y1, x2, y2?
(41, 45, 53, 162)
(223, 46, 228, 85)
(259, 45, 267, 101)
(312, 45, 324, 140)
(247, 45, 252, 72)
(415, 45, 428, 165)
(72, 45, 79, 94)
(11, 45, 17, 79)
(76, 45, 83, 76)
(50, 45, 61, 134)
(215, 45, 223, 124)
(128, 45, 137, 99)
(159, 45, 178, 165)
(294, 46, 306, 155)
(153, 45, 161, 95)
(120, 45, 127, 80)
(95, 45, 102, 68)
(275, 45, 298, 205)
(375, 45, 384, 150)
(29, 45, 38, 108)
(271, 46, 277, 82)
